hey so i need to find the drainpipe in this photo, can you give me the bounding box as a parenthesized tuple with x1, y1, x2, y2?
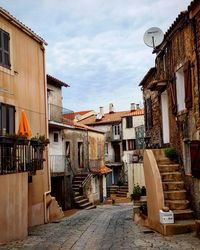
(191, 17, 200, 114)
(41, 42, 52, 223)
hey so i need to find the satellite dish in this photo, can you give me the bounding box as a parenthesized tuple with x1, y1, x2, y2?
(143, 27, 164, 48)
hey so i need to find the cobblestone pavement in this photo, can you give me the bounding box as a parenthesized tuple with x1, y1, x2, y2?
(1, 203, 200, 250)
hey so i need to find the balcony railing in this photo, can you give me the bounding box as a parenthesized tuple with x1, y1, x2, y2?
(48, 103, 74, 125)
(49, 155, 74, 177)
(105, 130, 122, 141)
(0, 136, 47, 175)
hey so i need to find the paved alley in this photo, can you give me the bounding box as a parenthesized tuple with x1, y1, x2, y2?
(1, 203, 200, 250)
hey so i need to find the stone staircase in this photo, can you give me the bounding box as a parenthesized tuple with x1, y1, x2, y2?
(157, 157, 195, 234)
(117, 183, 129, 197)
(72, 173, 96, 210)
(107, 183, 129, 198)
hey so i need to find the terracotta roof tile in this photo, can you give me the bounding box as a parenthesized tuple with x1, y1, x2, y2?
(79, 111, 131, 125)
(121, 109, 144, 117)
(90, 166, 112, 174)
(79, 109, 144, 125)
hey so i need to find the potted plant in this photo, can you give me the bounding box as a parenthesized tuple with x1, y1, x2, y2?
(164, 147, 178, 162)
(131, 184, 142, 201)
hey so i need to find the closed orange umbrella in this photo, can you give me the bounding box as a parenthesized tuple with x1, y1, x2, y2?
(18, 111, 31, 138)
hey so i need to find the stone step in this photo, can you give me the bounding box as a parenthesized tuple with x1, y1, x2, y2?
(165, 199, 189, 210)
(74, 196, 84, 201)
(74, 174, 88, 178)
(157, 157, 173, 165)
(85, 205, 96, 210)
(173, 209, 194, 220)
(162, 181, 185, 191)
(116, 193, 127, 197)
(72, 187, 80, 192)
(74, 192, 79, 196)
(158, 164, 179, 173)
(73, 181, 82, 185)
(161, 172, 182, 182)
(76, 198, 89, 205)
(164, 190, 187, 200)
(162, 219, 196, 235)
(80, 202, 94, 209)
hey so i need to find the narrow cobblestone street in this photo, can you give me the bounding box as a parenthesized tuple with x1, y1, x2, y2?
(1, 203, 200, 250)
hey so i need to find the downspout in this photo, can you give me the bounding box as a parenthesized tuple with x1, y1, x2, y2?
(41, 42, 52, 223)
(191, 17, 200, 114)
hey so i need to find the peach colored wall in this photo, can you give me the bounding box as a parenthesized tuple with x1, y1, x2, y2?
(143, 150, 164, 234)
(0, 173, 28, 243)
(0, 14, 50, 229)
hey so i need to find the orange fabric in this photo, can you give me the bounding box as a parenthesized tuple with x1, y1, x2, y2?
(18, 111, 31, 138)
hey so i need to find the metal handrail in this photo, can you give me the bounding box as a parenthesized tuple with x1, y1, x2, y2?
(82, 173, 93, 187)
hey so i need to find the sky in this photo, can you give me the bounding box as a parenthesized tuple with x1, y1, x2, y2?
(0, 0, 191, 113)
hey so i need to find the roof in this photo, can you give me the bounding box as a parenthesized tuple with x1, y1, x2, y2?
(188, 0, 199, 12)
(47, 74, 69, 88)
(90, 166, 112, 175)
(63, 110, 94, 121)
(139, 67, 156, 86)
(0, 7, 47, 45)
(79, 110, 132, 126)
(154, 11, 188, 54)
(73, 122, 105, 134)
(121, 109, 144, 117)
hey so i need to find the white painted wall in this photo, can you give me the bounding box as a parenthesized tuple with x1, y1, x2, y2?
(122, 115, 144, 140)
(127, 163, 145, 197)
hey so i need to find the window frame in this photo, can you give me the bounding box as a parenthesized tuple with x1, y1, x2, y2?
(126, 116, 133, 128)
(0, 103, 15, 135)
(0, 28, 10, 69)
(127, 139, 136, 151)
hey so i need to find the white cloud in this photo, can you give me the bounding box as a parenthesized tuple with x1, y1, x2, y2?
(0, 0, 191, 112)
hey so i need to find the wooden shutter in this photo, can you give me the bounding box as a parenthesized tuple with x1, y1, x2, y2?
(0, 103, 15, 135)
(190, 140, 200, 178)
(184, 61, 192, 109)
(146, 97, 153, 130)
(169, 76, 177, 114)
(0, 29, 10, 67)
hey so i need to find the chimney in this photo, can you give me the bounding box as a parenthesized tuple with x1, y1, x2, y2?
(131, 103, 136, 111)
(136, 104, 140, 109)
(99, 106, 104, 117)
(109, 103, 114, 113)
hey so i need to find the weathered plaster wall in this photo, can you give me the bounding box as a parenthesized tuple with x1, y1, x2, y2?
(0, 15, 49, 231)
(0, 173, 28, 243)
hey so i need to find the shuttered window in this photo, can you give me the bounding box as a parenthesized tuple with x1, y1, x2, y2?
(170, 76, 177, 114)
(184, 61, 192, 109)
(0, 29, 10, 68)
(145, 98, 153, 130)
(190, 140, 200, 178)
(0, 103, 15, 135)
(128, 139, 136, 150)
(126, 116, 133, 128)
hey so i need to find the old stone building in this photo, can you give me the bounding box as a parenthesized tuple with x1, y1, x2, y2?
(139, 0, 200, 234)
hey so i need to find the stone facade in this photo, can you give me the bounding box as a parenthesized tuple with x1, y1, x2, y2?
(140, 0, 200, 218)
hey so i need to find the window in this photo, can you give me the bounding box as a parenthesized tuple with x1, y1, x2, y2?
(0, 103, 15, 135)
(126, 116, 133, 128)
(113, 125, 120, 135)
(53, 132, 59, 142)
(105, 143, 108, 155)
(97, 143, 101, 159)
(65, 141, 70, 158)
(128, 139, 136, 150)
(122, 140, 127, 151)
(78, 142, 84, 168)
(145, 98, 153, 130)
(0, 29, 10, 68)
